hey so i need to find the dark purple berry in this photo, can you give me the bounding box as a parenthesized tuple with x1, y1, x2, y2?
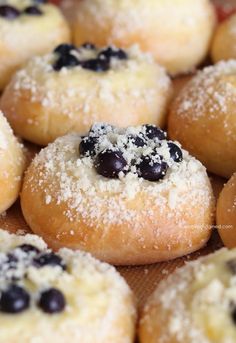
(82, 58, 110, 72)
(24, 6, 43, 15)
(144, 125, 167, 140)
(231, 305, 236, 324)
(227, 259, 236, 274)
(136, 155, 168, 181)
(81, 42, 96, 50)
(17, 244, 41, 254)
(53, 54, 80, 71)
(168, 142, 183, 163)
(33, 0, 47, 3)
(54, 43, 76, 55)
(0, 5, 20, 19)
(79, 136, 98, 157)
(38, 288, 65, 314)
(0, 285, 30, 313)
(33, 252, 66, 270)
(98, 47, 127, 60)
(95, 149, 127, 178)
(128, 135, 146, 147)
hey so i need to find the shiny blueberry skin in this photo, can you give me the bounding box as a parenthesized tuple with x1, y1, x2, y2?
(79, 136, 98, 157)
(0, 5, 20, 19)
(95, 149, 127, 178)
(24, 6, 43, 15)
(33, 0, 47, 3)
(17, 244, 41, 254)
(136, 155, 168, 181)
(81, 42, 96, 50)
(143, 125, 167, 140)
(53, 54, 80, 71)
(168, 142, 183, 163)
(98, 47, 127, 60)
(33, 253, 66, 270)
(54, 43, 76, 56)
(0, 285, 30, 313)
(82, 58, 110, 72)
(129, 135, 146, 147)
(38, 288, 66, 314)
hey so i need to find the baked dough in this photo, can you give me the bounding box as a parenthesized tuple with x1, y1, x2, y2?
(139, 247, 236, 343)
(0, 111, 25, 213)
(168, 60, 236, 179)
(1, 44, 172, 146)
(61, 0, 216, 75)
(217, 173, 236, 248)
(211, 13, 236, 63)
(0, 229, 136, 343)
(0, 0, 70, 90)
(21, 124, 215, 265)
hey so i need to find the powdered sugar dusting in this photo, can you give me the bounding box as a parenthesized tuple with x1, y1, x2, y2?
(142, 248, 236, 342)
(24, 125, 213, 230)
(176, 60, 236, 136)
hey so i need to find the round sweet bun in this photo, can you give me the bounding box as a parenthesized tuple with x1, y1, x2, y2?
(0, 0, 70, 91)
(0, 229, 136, 343)
(61, 0, 216, 76)
(217, 173, 236, 248)
(21, 123, 215, 265)
(139, 247, 236, 343)
(1, 44, 172, 146)
(0, 111, 25, 213)
(168, 60, 236, 179)
(211, 13, 236, 63)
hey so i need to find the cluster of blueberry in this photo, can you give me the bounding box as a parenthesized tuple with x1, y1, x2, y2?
(226, 259, 236, 323)
(0, 0, 46, 19)
(79, 124, 183, 182)
(0, 244, 66, 315)
(53, 43, 128, 71)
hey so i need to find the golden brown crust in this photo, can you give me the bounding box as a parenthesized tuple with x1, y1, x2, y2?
(62, 0, 216, 75)
(168, 61, 236, 179)
(217, 173, 236, 248)
(21, 131, 215, 265)
(0, 1, 70, 90)
(1, 46, 172, 146)
(211, 13, 236, 63)
(0, 112, 25, 213)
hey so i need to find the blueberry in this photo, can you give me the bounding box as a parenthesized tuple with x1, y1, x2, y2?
(24, 6, 43, 15)
(227, 259, 236, 274)
(33, 0, 47, 3)
(81, 42, 96, 50)
(95, 149, 127, 178)
(79, 136, 98, 157)
(82, 58, 110, 72)
(168, 142, 183, 163)
(33, 252, 66, 270)
(144, 125, 167, 140)
(53, 55, 80, 71)
(128, 135, 146, 147)
(38, 288, 66, 314)
(0, 285, 30, 313)
(54, 43, 76, 56)
(17, 244, 41, 254)
(98, 47, 127, 60)
(136, 155, 168, 181)
(0, 5, 20, 19)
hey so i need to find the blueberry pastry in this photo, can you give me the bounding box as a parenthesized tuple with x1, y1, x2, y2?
(0, 229, 136, 342)
(1, 43, 172, 146)
(168, 60, 236, 178)
(21, 123, 215, 265)
(60, 0, 216, 75)
(0, 0, 70, 90)
(139, 248, 236, 343)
